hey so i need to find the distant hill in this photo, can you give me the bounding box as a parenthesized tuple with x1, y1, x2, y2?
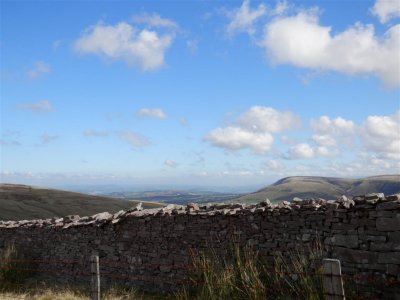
(0, 184, 164, 221)
(233, 175, 400, 204)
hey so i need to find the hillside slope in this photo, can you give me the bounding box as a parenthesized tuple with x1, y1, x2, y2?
(0, 184, 164, 221)
(233, 175, 400, 204)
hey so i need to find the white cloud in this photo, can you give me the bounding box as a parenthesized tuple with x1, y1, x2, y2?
(312, 134, 337, 147)
(164, 159, 178, 168)
(236, 106, 300, 133)
(83, 129, 109, 137)
(315, 146, 339, 157)
(362, 111, 400, 159)
(74, 22, 174, 71)
(270, 0, 290, 16)
(260, 9, 400, 87)
(205, 126, 273, 154)
(205, 106, 299, 154)
(136, 108, 167, 119)
(26, 61, 51, 79)
(266, 159, 284, 170)
(285, 143, 315, 159)
(17, 100, 53, 112)
(225, 0, 267, 37)
(371, 0, 400, 23)
(132, 13, 178, 29)
(310, 115, 355, 149)
(119, 131, 150, 148)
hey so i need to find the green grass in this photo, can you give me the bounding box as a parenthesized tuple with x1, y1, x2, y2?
(177, 241, 324, 300)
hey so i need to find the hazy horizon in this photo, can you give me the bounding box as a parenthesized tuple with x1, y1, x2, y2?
(1, 0, 399, 188)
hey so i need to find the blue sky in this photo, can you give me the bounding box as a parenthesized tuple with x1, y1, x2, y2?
(1, 0, 399, 190)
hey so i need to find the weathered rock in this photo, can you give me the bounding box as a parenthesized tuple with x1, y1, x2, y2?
(377, 201, 400, 211)
(187, 203, 199, 211)
(386, 194, 400, 201)
(326, 201, 339, 210)
(292, 197, 303, 204)
(260, 199, 272, 207)
(376, 215, 400, 231)
(93, 212, 113, 222)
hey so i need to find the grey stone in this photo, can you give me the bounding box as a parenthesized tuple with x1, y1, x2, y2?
(376, 215, 400, 231)
(334, 247, 379, 264)
(378, 252, 400, 264)
(326, 201, 339, 210)
(377, 201, 400, 211)
(293, 197, 303, 203)
(366, 192, 384, 201)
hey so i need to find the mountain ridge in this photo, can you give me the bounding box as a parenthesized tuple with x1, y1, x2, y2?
(233, 175, 400, 203)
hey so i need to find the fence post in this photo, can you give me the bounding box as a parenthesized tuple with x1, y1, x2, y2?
(91, 255, 100, 300)
(323, 258, 345, 300)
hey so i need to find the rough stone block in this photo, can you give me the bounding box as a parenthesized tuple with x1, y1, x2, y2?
(326, 235, 359, 248)
(377, 202, 400, 211)
(376, 215, 400, 231)
(378, 252, 400, 264)
(334, 247, 379, 264)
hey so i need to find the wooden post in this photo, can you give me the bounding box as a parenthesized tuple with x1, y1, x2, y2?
(323, 258, 345, 300)
(91, 255, 100, 300)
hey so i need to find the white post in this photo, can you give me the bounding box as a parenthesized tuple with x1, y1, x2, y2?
(91, 255, 100, 300)
(323, 258, 345, 300)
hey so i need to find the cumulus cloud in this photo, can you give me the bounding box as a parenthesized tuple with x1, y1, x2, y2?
(311, 116, 355, 135)
(270, 0, 291, 17)
(132, 13, 178, 29)
(136, 108, 167, 119)
(83, 129, 109, 137)
(119, 131, 150, 148)
(282, 115, 355, 159)
(371, 0, 400, 23)
(17, 100, 53, 112)
(311, 134, 337, 147)
(205, 106, 299, 154)
(225, 0, 267, 37)
(266, 159, 284, 170)
(310, 115, 355, 150)
(205, 126, 273, 154)
(164, 159, 178, 168)
(285, 143, 314, 159)
(74, 21, 174, 71)
(26, 61, 51, 79)
(361, 111, 400, 159)
(236, 106, 300, 133)
(261, 9, 400, 87)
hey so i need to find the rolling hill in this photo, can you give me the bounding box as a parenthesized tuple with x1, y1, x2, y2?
(233, 175, 400, 204)
(0, 184, 164, 221)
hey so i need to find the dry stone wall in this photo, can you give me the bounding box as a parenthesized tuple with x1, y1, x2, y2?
(0, 193, 399, 298)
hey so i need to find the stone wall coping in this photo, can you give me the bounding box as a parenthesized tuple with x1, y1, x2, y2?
(1, 192, 398, 229)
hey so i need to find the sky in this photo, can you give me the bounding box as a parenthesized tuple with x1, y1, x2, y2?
(0, 0, 399, 190)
